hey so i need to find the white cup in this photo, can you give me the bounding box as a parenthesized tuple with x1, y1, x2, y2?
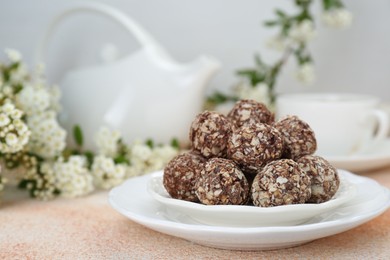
(276, 93, 390, 157)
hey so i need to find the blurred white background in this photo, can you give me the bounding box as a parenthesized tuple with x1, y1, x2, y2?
(0, 0, 389, 101)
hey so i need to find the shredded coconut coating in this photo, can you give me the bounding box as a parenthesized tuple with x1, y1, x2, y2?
(163, 151, 206, 202)
(195, 158, 249, 205)
(189, 111, 233, 158)
(228, 99, 275, 128)
(297, 155, 340, 203)
(251, 159, 311, 207)
(274, 115, 317, 160)
(227, 123, 284, 174)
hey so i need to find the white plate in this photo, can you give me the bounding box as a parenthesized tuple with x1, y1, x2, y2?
(108, 170, 390, 250)
(147, 171, 357, 227)
(326, 139, 390, 172)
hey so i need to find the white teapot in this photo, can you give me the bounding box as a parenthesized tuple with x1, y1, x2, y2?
(37, 3, 220, 149)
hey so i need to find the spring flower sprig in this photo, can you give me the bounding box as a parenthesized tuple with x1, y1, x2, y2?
(0, 50, 179, 201)
(206, 0, 352, 109)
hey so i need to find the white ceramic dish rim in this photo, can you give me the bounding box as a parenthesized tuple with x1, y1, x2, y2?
(147, 171, 356, 215)
(108, 170, 390, 233)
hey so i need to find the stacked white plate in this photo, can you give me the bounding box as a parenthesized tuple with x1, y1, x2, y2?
(109, 170, 390, 250)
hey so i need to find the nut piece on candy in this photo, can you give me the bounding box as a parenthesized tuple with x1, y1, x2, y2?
(163, 151, 206, 202)
(297, 155, 340, 203)
(189, 111, 233, 158)
(227, 123, 284, 174)
(251, 159, 312, 207)
(195, 158, 249, 205)
(228, 99, 275, 128)
(274, 115, 317, 160)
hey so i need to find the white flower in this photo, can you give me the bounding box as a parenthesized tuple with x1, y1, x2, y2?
(131, 144, 152, 161)
(94, 127, 121, 157)
(49, 85, 62, 112)
(322, 8, 353, 29)
(266, 35, 287, 51)
(2, 102, 15, 115)
(0, 113, 10, 127)
(53, 156, 94, 198)
(35, 63, 46, 76)
(5, 48, 22, 63)
(147, 145, 178, 172)
(296, 63, 316, 85)
(91, 155, 126, 189)
(5, 133, 18, 146)
(0, 103, 30, 153)
(289, 20, 317, 43)
(27, 113, 66, 158)
(235, 81, 271, 107)
(9, 63, 28, 84)
(126, 143, 178, 177)
(16, 85, 51, 114)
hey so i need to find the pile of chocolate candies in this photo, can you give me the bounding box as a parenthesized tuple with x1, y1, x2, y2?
(163, 99, 340, 207)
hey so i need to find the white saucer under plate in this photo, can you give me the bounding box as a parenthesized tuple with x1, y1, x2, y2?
(326, 139, 390, 172)
(147, 171, 356, 227)
(108, 170, 390, 250)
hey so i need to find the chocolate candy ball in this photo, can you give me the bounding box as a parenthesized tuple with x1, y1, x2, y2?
(227, 123, 284, 174)
(251, 159, 312, 207)
(163, 151, 206, 202)
(274, 115, 317, 160)
(195, 158, 249, 205)
(297, 155, 340, 203)
(189, 111, 233, 158)
(228, 99, 274, 128)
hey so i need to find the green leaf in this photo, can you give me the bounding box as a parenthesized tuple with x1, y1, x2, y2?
(207, 92, 228, 104)
(84, 151, 95, 168)
(18, 179, 30, 189)
(114, 155, 130, 165)
(14, 83, 23, 94)
(275, 9, 287, 18)
(254, 54, 264, 68)
(73, 125, 83, 147)
(236, 69, 257, 78)
(170, 138, 180, 149)
(145, 139, 154, 149)
(264, 20, 279, 27)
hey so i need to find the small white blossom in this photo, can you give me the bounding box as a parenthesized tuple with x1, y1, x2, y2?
(49, 85, 62, 112)
(35, 63, 46, 76)
(266, 35, 287, 51)
(91, 155, 126, 189)
(94, 127, 121, 157)
(131, 143, 153, 162)
(16, 85, 51, 114)
(0, 103, 30, 153)
(126, 142, 178, 177)
(0, 113, 10, 127)
(322, 8, 353, 29)
(235, 81, 271, 107)
(27, 112, 66, 158)
(5, 133, 18, 146)
(296, 63, 316, 85)
(9, 63, 28, 84)
(5, 48, 22, 63)
(148, 145, 178, 171)
(53, 156, 94, 198)
(289, 20, 317, 43)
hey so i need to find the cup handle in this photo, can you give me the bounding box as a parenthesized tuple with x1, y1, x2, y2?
(368, 109, 390, 142)
(359, 109, 390, 153)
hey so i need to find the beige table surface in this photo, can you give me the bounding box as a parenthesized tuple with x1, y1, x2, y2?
(0, 166, 389, 259)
